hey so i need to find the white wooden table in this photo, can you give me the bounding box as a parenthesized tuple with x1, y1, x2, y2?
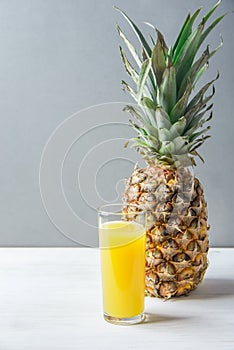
(0, 248, 233, 350)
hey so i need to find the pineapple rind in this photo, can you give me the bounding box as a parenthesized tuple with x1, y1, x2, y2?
(123, 166, 209, 298)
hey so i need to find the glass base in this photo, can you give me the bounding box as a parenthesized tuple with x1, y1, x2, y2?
(103, 312, 145, 325)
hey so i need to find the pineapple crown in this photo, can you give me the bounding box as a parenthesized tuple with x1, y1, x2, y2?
(116, 1, 226, 168)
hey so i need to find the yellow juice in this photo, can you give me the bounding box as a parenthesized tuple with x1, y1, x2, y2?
(99, 221, 146, 318)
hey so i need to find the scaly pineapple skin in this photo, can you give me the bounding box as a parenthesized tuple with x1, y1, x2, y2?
(123, 165, 209, 299)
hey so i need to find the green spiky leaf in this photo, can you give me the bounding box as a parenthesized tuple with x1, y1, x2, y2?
(121, 80, 138, 102)
(170, 82, 193, 122)
(137, 58, 152, 102)
(158, 128, 171, 142)
(116, 24, 142, 67)
(155, 107, 171, 129)
(142, 96, 157, 110)
(152, 37, 166, 86)
(115, 7, 152, 56)
(169, 117, 186, 138)
(172, 8, 201, 63)
(175, 23, 204, 88)
(159, 63, 177, 114)
(202, 0, 222, 24)
(119, 46, 138, 83)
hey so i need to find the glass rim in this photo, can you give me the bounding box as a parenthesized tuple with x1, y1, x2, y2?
(97, 203, 146, 216)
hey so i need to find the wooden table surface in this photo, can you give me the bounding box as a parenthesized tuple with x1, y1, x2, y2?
(0, 248, 233, 350)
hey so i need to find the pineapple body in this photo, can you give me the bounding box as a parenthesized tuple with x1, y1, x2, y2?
(123, 165, 209, 298)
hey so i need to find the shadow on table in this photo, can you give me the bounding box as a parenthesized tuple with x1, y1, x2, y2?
(180, 278, 234, 300)
(142, 278, 234, 324)
(144, 313, 192, 324)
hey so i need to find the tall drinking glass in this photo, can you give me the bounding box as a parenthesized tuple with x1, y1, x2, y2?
(98, 204, 146, 325)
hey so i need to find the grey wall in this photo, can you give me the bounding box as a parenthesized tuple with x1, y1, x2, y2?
(0, 0, 233, 247)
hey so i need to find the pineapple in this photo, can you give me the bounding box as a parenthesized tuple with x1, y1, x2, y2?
(116, 1, 225, 298)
